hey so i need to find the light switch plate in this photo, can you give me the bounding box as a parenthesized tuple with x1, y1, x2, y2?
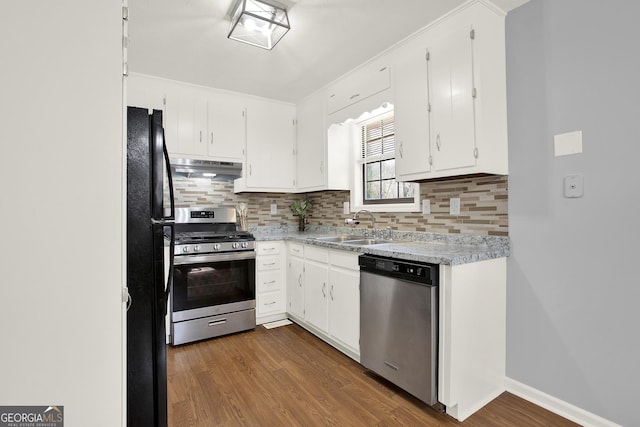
(554, 131, 583, 157)
(564, 174, 584, 198)
(343, 201, 350, 215)
(450, 198, 460, 215)
(422, 199, 431, 214)
(270, 204, 278, 214)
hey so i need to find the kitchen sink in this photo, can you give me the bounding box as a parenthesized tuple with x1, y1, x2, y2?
(342, 238, 390, 246)
(314, 235, 363, 242)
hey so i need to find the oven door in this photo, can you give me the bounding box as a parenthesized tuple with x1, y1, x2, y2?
(171, 251, 256, 322)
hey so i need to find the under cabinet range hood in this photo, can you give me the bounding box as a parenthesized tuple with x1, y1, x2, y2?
(170, 158, 242, 180)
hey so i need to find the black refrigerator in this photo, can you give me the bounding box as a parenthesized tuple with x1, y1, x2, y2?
(126, 107, 174, 427)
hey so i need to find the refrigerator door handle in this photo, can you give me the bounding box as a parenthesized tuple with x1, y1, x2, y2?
(162, 129, 175, 221)
(164, 223, 175, 317)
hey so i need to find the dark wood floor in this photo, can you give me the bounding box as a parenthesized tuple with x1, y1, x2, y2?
(167, 323, 578, 426)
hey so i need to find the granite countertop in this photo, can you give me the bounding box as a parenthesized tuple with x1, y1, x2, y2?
(251, 228, 509, 266)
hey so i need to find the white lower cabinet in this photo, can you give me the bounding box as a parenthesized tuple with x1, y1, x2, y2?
(287, 244, 360, 360)
(438, 257, 506, 421)
(286, 243, 305, 319)
(327, 250, 360, 354)
(255, 241, 287, 325)
(303, 246, 329, 332)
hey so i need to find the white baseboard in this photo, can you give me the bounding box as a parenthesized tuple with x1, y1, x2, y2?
(505, 377, 621, 427)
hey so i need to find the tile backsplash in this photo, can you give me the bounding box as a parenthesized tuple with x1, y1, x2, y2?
(171, 174, 508, 236)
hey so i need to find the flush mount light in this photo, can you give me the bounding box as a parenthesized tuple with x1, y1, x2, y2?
(228, 0, 290, 50)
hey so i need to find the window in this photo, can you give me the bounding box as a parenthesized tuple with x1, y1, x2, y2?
(361, 114, 415, 205)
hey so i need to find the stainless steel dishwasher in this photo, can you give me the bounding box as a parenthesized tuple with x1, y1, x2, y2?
(359, 254, 439, 405)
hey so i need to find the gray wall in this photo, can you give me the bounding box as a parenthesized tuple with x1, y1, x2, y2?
(505, 1, 640, 425)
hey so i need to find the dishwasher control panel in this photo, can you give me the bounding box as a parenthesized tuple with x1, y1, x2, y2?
(358, 255, 438, 286)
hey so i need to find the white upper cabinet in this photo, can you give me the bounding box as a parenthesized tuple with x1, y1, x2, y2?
(326, 59, 391, 115)
(207, 92, 245, 162)
(394, 1, 508, 181)
(296, 90, 326, 190)
(235, 98, 296, 192)
(295, 89, 350, 192)
(165, 88, 208, 157)
(394, 37, 432, 179)
(127, 74, 246, 163)
(428, 12, 476, 173)
(127, 74, 166, 111)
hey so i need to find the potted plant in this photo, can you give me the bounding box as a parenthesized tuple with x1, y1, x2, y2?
(290, 199, 312, 232)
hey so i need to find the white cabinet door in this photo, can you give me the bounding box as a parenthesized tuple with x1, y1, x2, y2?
(326, 61, 391, 115)
(245, 99, 296, 190)
(286, 245, 305, 319)
(303, 246, 329, 333)
(328, 264, 360, 353)
(394, 37, 432, 180)
(165, 89, 208, 158)
(296, 91, 326, 190)
(207, 92, 246, 161)
(428, 19, 476, 173)
(127, 74, 166, 111)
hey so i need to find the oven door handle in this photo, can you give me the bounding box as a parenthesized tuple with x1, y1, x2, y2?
(173, 251, 256, 265)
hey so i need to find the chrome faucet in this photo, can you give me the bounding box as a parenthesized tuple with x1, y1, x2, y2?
(346, 209, 377, 238)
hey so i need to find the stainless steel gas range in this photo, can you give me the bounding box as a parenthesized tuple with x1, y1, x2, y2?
(169, 207, 256, 345)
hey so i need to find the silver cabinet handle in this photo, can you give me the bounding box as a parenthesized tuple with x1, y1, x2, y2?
(199, 130, 203, 142)
(384, 361, 399, 371)
(210, 132, 213, 144)
(322, 283, 326, 297)
(298, 273, 302, 287)
(264, 280, 276, 285)
(264, 247, 276, 251)
(262, 262, 276, 267)
(265, 301, 276, 306)
(249, 164, 252, 176)
(350, 93, 360, 100)
(208, 319, 227, 327)
(399, 141, 403, 158)
(320, 160, 324, 174)
(330, 284, 334, 301)
(436, 134, 441, 151)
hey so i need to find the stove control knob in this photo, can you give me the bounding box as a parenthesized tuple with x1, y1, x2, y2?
(193, 245, 200, 252)
(213, 243, 221, 251)
(232, 242, 239, 249)
(241, 242, 248, 249)
(182, 246, 190, 253)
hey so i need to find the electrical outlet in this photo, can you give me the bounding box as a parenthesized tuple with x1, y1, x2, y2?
(343, 201, 350, 215)
(422, 199, 431, 214)
(563, 174, 584, 198)
(270, 204, 277, 214)
(450, 197, 460, 215)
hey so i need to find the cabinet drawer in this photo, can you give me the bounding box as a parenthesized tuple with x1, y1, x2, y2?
(288, 243, 304, 257)
(257, 255, 281, 271)
(329, 250, 359, 270)
(257, 291, 286, 316)
(305, 245, 328, 263)
(257, 241, 281, 256)
(257, 270, 283, 293)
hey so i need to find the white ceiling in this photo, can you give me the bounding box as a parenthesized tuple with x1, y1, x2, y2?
(128, 0, 527, 103)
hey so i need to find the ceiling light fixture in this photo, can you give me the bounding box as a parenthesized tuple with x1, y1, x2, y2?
(228, 0, 290, 50)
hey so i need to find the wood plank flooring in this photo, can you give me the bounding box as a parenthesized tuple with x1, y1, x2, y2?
(167, 323, 578, 426)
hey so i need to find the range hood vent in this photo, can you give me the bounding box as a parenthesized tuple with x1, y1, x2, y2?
(170, 158, 242, 180)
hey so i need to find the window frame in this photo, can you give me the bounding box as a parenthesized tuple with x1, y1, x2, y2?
(348, 105, 421, 213)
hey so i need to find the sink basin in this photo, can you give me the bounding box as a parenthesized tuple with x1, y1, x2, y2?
(314, 235, 363, 243)
(342, 238, 390, 246)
